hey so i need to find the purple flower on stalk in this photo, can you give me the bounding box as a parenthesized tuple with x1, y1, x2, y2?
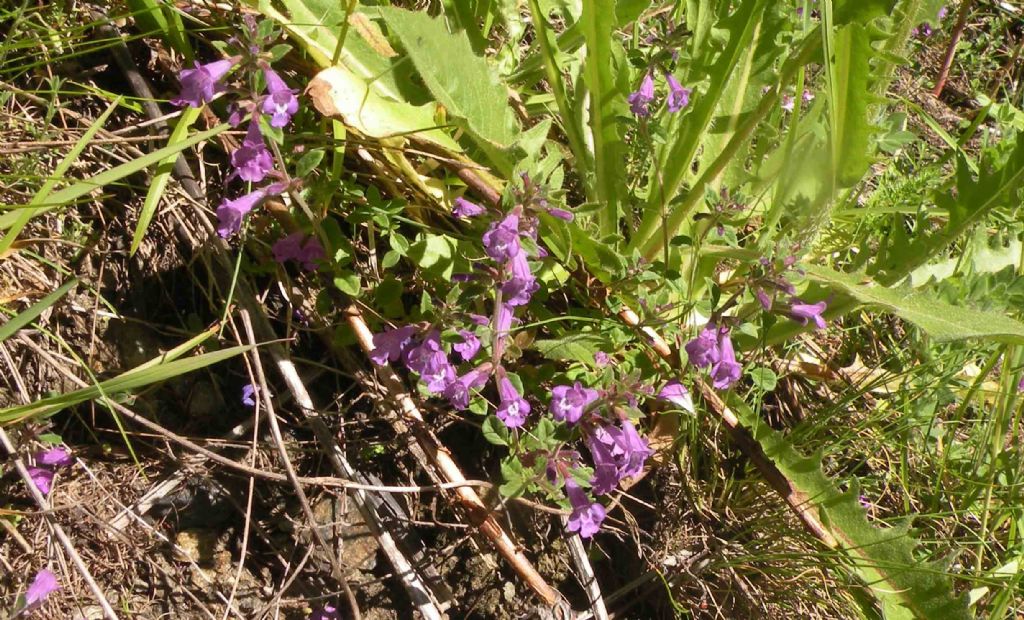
(495, 370, 530, 428)
(453, 197, 486, 218)
(755, 288, 773, 310)
(802, 89, 815, 104)
(28, 467, 54, 495)
(421, 360, 456, 394)
(1017, 376, 1024, 393)
(594, 351, 610, 367)
(36, 447, 72, 468)
(564, 479, 606, 539)
(172, 58, 236, 107)
(658, 380, 694, 413)
(23, 569, 59, 609)
(453, 330, 481, 362)
(369, 325, 417, 365)
(261, 68, 300, 128)
(501, 251, 539, 307)
(482, 213, 522, 262)
(241, 383, 257, 407)
(628, 73, 656, 117)
(609, 419, 653, 479)
(273, 233, 325, 271)
(443, 367, 489, 410)
(404, 332, 455, 392)
(710, 329, 742, 390)
(230, 120, 274, 183)
(789, 300, 827, 330)
(665, 73, 691, 112)
(216, 188, 267, 238)
(550, 382, 600, 425)
(781, 94, 795, 112)
(685, 325, 721, 368)
(588, 420, 653, 494)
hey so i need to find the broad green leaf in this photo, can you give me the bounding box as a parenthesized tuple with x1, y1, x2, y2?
(0, 345, 253, 424)
(378, 6, 522, 171)
(727, 394, 972, 620)
(534, 334, 608, 364)
(829, 24, 874, 186)
(132, 105, 201, 255)
(580, 0, 626, 236)
(805, 264, 1024, 344)
(0, 279, 78, 343)
(307, 66, 461, 151)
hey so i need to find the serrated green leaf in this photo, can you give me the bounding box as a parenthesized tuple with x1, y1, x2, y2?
(482, 415, 510, 446)
(805, 264, 1024, 344)
(726, 394, 971, 619)
(377, 6, 521, 171)
(534, 334, 607, 363)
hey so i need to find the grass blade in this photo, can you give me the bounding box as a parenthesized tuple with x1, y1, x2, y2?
(0, 278, 78, 343)
(131, 105, 201, 255)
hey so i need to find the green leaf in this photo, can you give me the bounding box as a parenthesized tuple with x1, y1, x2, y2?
(295, 149, 326, 178)
(499, 458, 529, 497)
(0, 345, 253, 424)
(377, 6, 522, 171)
(534, 334, 607, 364)
(747, 366, 778, 391)
(482, 415, 510, 446)
(580, 0, 626, 236)
(805, 264, 1024, 344)
(132, 105, 201, 255)
(727, 394, 971, 620)
(408, 233, 457, 279)
(333, 271, 363, 297)
(829, 24, 874, 186)
(125, 0, 193, 60)
(0, 279, 78, 343)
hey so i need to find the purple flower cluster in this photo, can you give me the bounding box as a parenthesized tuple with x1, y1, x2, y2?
(685, 324, 742, 390)
(28, 446, 73, 496)
(628, 72, 692, 117)
(172, 50, 303, 244)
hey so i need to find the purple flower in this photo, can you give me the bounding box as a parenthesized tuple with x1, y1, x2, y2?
(710, 329, 742, 390)
(453, 197, 486, 218)
(657, 380, 694, 413)
(421, 360, 456, 394)
(547, 208, 574, 221)
(24, 569, 59, 609)
(610, 419, 653, 479)
(453, 329, 481, 362)
(495, 370, 530, 428)
(501, 251, 539, 307)
(789, 300, 827, 330)
(781, 94, 795, 112)
(404, 332, 455, 393)
(665, 73, 691, 112)
(482, 213, 521, 262)
(216, 188, 267, 238)
(685, 325, 721, 368)
(755, 288, 773, 310)
(230, 120, 274, 183)
(273, 232, 325, 271)
(938, 6, 948, 20)
(587, 433, 620, 496)
(802, 89, 815, 104)
(594, 351, 610, 367)
(564, 479, 606, 539)
(28, 466, 54, 495)
(443, 367, 489, 410)
(172, 58, 235, 107)
(369, 325, 417, 365)
(1017, 376, 1024, 393)
(261, 68, 299, 128)
(468, 313, 490, 326)
(550, 382, 600, 425)
(35, 447, 72, 468)
(309, 604, 340, 620)
(628, 73, 656, 117)
(241, 383, 257, 407)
